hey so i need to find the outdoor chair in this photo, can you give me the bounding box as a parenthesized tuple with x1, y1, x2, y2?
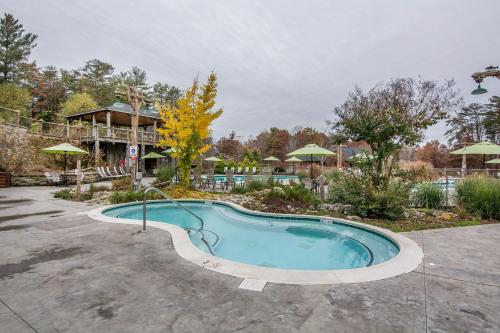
(106, 167, 122, 178)
(224, 171, 235, 191)
(114, 167, 126, 178)
(244, 167, 250, 173)
(237, 167, 242, 174)
(44, 171, 61, 186)
(97, 167, 111, 180)
(119, 166, 130, 176)
(74, 169, 85, 183)
(302, 178, 314, 191)
(252, 167, 257, 174)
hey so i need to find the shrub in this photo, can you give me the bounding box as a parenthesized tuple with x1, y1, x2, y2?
(328, 170, 411, 219)
(414, 183, 445, 209)
(89, 183, 109, 193)
(112, 177, 132, 190)
(109, 190, 143, 204)
(229, 180, 268, 194)
(400, 161, 438, 182)
(266, 183, 321, 206)
(157, 166, 175, 182)
(54, 189, 73, 200)
(456, 176, 499, 219)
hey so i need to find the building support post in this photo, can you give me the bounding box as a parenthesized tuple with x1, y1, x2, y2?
(66, 120, 70, 138)
(106, 111, 112, 138)
(141, 128, 146, 173)
(93, 114, 100, 166)
(153, 120, 157, 144)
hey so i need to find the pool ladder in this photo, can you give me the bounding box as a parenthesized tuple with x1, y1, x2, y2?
(142, 184, 218, 255)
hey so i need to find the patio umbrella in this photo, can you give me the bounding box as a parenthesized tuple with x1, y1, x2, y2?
(162, 147, 177, 154)
(287, 144, 335, 178)
(204, 156, 222, 162)
(451, 141, 500, 172)
(42, 143, 88, 183)
(285, 156, 302, 163)
(285, 156, 302, 174)
(263, 156, 280, 162)
(141, 152, 165, 159)
(485, 158, 500, 164)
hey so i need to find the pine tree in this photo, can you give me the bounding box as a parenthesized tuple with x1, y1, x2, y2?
(0, 13, 38, 83)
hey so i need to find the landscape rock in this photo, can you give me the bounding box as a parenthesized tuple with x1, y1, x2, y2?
(346, 215, 362, 222)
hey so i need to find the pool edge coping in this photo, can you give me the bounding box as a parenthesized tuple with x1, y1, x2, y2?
(87, 199, 423, 285)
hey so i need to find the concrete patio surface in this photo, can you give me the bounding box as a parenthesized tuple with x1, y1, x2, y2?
(0, 186, 499, 333)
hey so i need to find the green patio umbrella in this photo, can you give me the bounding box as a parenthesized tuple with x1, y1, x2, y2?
(263, 156, 280, 162)
(485, 158, 500, 164)
(162, 147, 177, 154)
(285, 156, 302, 163)
(204, 156, 222, 162)
(287, 144, 335, 178)
(141, 152, 165, 159)
(42, 143, 88, 183)
(451, 141, 500, 171)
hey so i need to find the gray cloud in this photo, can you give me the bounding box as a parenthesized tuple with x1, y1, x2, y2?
(2, 0, 500, 142)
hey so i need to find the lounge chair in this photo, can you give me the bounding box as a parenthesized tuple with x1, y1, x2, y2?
(252, 167, 257, 174)
(106, 167, 122, 178)
(119, 166, 131, 176)
(224, 171, 235, 191)
(237, 167, 242, 174)
(223, 166, 228, 173)
(244, 167, 250, 173)
(96, 167, 108, 180)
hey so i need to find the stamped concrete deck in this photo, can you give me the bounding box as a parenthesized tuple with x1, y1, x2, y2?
(0, 186, 499, 333)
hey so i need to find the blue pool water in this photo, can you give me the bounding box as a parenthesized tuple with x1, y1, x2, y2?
(207, 175, 299, 185)
(103, 202, 399, 270)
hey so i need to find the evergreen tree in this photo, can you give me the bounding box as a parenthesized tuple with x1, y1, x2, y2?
(152, 82, 181, 107)
(0, 13, 38, 83)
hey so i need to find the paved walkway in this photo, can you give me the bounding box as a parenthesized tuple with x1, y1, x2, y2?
(0, 187, 499, 333)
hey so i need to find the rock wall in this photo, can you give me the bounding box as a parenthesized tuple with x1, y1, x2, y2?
(11, 172, 99, 186)
(0, 123, 91, 175)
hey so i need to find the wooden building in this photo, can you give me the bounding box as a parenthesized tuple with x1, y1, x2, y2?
(65, 102, 165, 171)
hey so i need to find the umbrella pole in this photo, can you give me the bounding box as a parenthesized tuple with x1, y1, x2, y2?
(310, 154, 313, 178)
(64, 152, 67, 186)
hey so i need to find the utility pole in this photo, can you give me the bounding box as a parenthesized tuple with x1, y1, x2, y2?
(116, 86, 150, 190)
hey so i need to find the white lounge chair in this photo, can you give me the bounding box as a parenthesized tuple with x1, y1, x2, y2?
(252, 167, 257, 174)
(96, 167, 108, 179)
(245, 167, 250, 173)
(237, 167, 242, 174)
(106, 167, 121, 178)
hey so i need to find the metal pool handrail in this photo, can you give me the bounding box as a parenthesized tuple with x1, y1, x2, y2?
(142, 186, 204, 231)
(142, 184, 215, 255)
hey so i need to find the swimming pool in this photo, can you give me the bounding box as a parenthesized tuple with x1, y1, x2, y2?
(90, 200, 422, 284)
(103, 201, 399, 270)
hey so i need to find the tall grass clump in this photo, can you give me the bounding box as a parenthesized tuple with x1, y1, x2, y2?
(456, 176, 499, 220)
(414, 183, 445, 209)
(156, 166, 175, 182)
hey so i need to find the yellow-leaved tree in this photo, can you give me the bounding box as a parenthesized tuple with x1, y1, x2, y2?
(156, 72, 223, 187)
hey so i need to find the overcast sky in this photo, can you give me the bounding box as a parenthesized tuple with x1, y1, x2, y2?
(3, 0, 500, 142)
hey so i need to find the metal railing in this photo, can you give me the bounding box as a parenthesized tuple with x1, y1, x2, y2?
(0, 106, 157, 144)
(142, 183, 216, 255)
